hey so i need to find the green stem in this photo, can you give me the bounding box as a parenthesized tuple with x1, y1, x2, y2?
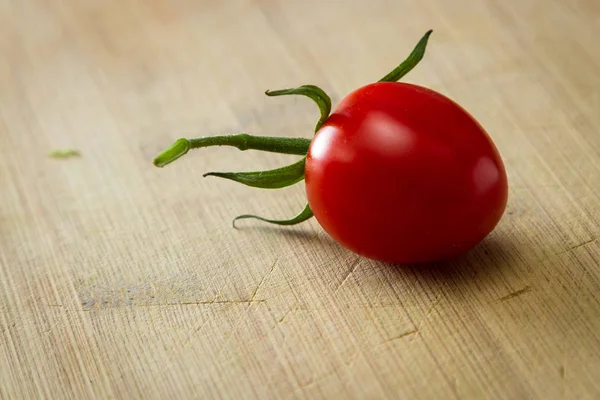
(379, 30, 433, 82)
(153, 134, 311, 167)
(265, 85, 332, 132)
(233, 203, 314, 228)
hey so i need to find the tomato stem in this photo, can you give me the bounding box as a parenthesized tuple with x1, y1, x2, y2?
(379, 30, 433, 82)
(265, 85, 331, 132)
(233, 203, 314, 228)
(152, 30, 438, 230)
(153, 134, 311, 167)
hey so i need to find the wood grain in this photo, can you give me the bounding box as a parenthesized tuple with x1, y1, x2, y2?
(1, 0, 600, 399)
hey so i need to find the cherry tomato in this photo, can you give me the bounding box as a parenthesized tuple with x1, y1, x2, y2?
(305, 82, 508, 264)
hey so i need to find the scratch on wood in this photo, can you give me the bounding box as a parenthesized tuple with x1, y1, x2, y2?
(164, 261, 274, 367)
(167, 295, 220, 361)
(272, 305, 312, 329)
(498, 286, 532, 302)
(168, 318, 212, 364)
(345, 348, 362, 369)
(552, 238, 597, 257)
(278, 308, 295, 323)
(297, 378, 315, 389)
(335, 256, 362, 292)
(566, 238, 596, 252)
(385, 329, 418, 343)
(373, 279, 385, 303)
(250, 257, 279, 302)
(177, 300, 266, 305)
(212, 258, 279, 363)
(296, 367, 341, 391)
(212, 311, 250, 362)
(409, 292, 445, 348)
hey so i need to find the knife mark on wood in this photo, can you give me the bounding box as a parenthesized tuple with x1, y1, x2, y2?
(409, 292, 445, 348)
(385, 329, 419, 343)
(335, 256, 362, 292)
(212, 258, 280, 363)
(177, 300, 266, 305)
(169, 317, 212, 364)
(250, 257, 279, 302)
(561, 238, 596, 254)
(498, 286, 532, 302)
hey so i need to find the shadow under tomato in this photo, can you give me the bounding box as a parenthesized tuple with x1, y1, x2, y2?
(385, 234, 516, 287)
(247, 222, 516, 291)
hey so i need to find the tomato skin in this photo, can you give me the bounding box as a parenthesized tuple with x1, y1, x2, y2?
(305, 82, 508, 264)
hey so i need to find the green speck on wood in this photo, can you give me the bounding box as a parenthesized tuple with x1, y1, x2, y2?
(48, 149, 81, 159)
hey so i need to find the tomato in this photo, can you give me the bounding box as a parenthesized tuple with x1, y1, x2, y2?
(153, 30, 509, 264)
(305, 82, 508, 264)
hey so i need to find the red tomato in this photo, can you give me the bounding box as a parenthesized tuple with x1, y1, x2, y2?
(305, 82, 508, 264)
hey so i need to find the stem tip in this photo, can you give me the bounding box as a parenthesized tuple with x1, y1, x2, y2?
(153, 138, 190, 167)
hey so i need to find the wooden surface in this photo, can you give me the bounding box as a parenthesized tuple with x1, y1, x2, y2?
(1, 0, 600, 399)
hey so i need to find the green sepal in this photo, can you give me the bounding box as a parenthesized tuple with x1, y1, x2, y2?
(379, 30, 433, 82)
(265, 85, 331, 132)
(232, 203, 314, 228)
(203, 158, 306, 189)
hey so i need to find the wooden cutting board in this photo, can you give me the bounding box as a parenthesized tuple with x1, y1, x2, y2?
(1, 0, 599, 398)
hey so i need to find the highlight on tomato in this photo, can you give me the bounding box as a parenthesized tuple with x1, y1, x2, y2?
(153, 30, 509, 264)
